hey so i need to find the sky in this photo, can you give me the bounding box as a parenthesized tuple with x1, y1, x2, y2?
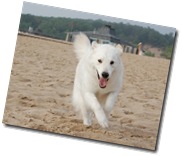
(22, 2, 176, 35)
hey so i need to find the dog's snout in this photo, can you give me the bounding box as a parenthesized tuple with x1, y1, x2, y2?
(102, 72, 109, 79)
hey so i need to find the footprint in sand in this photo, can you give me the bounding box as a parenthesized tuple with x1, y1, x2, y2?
(131, 134, 143, 138)
(123, 110, 134, 115)
(143, 104, 156, 110)
(19, 95, 36, 107)
(120, 117, 133, 125)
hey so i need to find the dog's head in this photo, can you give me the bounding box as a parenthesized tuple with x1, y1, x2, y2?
(90, 42, 123, 89)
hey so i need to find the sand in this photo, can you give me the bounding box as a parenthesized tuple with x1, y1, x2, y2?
(3, 35, 170, 150)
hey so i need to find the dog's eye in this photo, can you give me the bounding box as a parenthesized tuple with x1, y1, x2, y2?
(110, 61, 114, 65)
(98, 59, 102, 63)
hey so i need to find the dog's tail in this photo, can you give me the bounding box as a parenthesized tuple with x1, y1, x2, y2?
(73, 33, 91, 60)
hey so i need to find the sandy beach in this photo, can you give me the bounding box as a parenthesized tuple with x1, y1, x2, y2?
(3, 34, 170, 150)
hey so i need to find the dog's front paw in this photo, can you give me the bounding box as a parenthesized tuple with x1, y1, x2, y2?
(98, 117, 108, 128)
(83, 118, 92, 126)
(100, 120, 109, 128)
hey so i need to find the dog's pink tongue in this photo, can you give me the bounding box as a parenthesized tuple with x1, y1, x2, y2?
(99, 78, 107, 88)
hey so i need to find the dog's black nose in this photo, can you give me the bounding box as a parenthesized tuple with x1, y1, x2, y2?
(102, 72, 109, 79)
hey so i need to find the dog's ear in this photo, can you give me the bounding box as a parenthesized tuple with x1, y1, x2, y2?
(92, 41, 98, 49)
(115, 44, 123, 55)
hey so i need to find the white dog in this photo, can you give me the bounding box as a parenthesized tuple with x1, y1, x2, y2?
(72, 33, 124, 128)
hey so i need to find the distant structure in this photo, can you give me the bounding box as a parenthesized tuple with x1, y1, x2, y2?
(28, 27, 33, 33)
(66, 25, 120, 44)
(27, 26, 44, 36)
(136, 42, 145, 55)
(65, 25, 136, 53)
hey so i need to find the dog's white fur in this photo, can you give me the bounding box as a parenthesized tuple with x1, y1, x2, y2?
(72, 33, 124, 128)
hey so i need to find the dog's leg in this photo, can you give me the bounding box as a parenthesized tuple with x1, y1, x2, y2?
(84, 92, 108, 128)
(80, 106, 92, 126)
(104, 92, 118, 118)
(72, 89, 92, 126)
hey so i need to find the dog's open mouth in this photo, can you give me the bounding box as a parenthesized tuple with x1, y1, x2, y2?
(97, 70, 109, 89)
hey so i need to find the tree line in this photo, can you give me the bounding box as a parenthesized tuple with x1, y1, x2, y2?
(19, 14, 175, 58)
